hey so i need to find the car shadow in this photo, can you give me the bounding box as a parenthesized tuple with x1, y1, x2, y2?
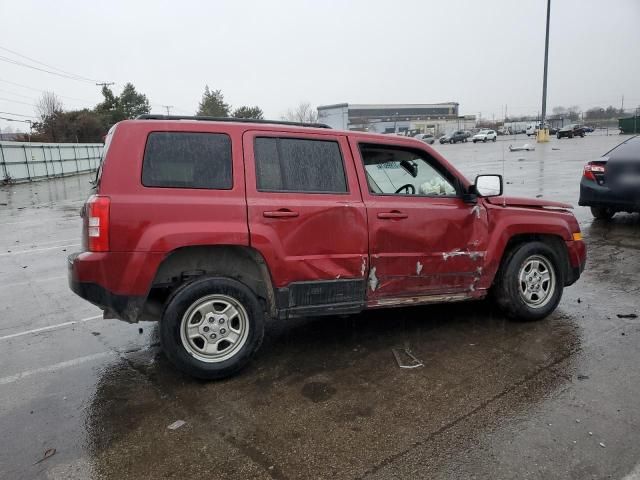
(83, 300, 581, 478)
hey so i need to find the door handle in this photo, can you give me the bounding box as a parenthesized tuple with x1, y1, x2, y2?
(377, 211, 408, 219)
(263, 209, 299, 218)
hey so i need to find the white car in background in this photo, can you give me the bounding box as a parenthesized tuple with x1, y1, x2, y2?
(472, 129, 497, 143)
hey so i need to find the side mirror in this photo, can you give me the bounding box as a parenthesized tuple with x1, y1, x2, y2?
(475, 174, 503, 197)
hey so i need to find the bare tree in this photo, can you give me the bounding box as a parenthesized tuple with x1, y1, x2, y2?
(282, 101, 318, 123)
(36, 91, 63, 121)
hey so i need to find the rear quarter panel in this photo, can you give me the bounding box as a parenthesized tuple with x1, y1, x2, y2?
(99, 121, 249, 253)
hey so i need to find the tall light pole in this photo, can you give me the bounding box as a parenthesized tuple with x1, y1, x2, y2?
(538, 0, 551, 142)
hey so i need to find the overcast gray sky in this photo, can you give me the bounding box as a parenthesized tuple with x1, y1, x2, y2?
(1, 0, 639, 131)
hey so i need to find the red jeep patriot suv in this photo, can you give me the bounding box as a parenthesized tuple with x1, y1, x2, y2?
(69, 115, 586, 379)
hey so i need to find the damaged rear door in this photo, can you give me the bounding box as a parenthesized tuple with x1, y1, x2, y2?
(243, 130, 368, 314)
(349, 139, 489, 304)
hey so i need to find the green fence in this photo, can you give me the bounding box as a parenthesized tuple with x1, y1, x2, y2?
(0, 141, 103, 183)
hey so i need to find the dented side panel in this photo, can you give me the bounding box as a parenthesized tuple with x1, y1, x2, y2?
(347, 136, 490, 300)
(243, 131, 369, 288)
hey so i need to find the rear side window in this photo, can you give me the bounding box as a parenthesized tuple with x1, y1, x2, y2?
(142, 132, 232, 189)
(254, 137, 347, 193)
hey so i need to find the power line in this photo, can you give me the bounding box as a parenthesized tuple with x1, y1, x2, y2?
(0, 115, 32, 123)
(0, 111, 37, 118)
(0, 54, 104, 84)
(0, 96, 36, 107)
(0, 78, 97, 104)
(0, 45, 108, 84)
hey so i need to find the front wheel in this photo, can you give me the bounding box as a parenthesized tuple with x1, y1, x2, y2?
(160, 277, 265, 379)
(493, 242, 564, 321)
(591, 206, 614, 220)
(492, 136, 497, 142)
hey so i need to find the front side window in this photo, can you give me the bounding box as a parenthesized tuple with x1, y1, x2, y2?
(360, 144, 457, 196)
(254, 137, 347, 193)
(142, 132, 232, 189)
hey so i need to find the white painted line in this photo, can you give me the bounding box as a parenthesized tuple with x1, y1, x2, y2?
(0, 244, 80, 256)
(0, 238, 78, 252)
(0, 351, 114, 386)
(0, 274, 67, 289)
(0, 314, 102, 341)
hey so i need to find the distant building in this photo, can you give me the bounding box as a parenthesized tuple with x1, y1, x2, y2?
(0, 132, 20, 141)
(317, 102, 475, 136)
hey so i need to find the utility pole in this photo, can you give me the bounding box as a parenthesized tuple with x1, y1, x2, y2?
(621, 94, 624, 114)
(162, 105, 173, 115)
(538, 0, 551, 142)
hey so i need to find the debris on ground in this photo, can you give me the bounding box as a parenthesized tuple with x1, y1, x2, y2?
(577, 375, 590, 380)
(536, 194, 543, 198)
(138, 327, 144, 334)
(33, 448, 56, 465)
(617, 313, 638, 319)
(91, 331, 100, 336)
(392, 347, 424, 369)
(509, 144, 535, 152)
(577, 298, 581, 303)
(552, 147, 560, 150)
(576, 419, 581, 423)
(589, 432, 593, 436)
(167, 420, 186, 430)
(599, 442, 606, 448)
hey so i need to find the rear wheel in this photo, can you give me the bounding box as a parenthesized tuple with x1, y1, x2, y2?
(160, 277, 265, 379)
(494, 241, 564, 321)
(590, 206, 615, 220)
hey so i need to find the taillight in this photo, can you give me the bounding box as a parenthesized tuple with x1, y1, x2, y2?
(583, 162, 605, 181)
(86, 195, 110, 252)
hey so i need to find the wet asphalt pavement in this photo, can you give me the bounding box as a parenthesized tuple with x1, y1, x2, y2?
(1, 133, 639, 479)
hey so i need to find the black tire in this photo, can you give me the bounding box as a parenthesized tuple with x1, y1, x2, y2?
(557, 134, 561, 139)
(473, 139, 477, 143)
(483, 138, 487, 143)
(492, 136, 497, 142)
(493, 241, 564, 321)
(569, 133, 574, 139)
(160, 277, 265, 380)
(590, 206, 614, 220)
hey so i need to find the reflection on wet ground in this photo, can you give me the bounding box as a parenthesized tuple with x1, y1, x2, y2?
(1, 134, 640, 479)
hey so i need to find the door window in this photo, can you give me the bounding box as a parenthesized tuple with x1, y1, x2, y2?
(254, 137, 348, 193)
(142, 132, 232, 189)
(359, 144, 457, 196)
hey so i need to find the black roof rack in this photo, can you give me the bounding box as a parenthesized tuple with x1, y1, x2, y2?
(135, 114, 331, 129)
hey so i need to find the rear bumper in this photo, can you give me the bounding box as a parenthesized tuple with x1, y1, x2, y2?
(579, 180, 640, 211)
(68, 251, 163, 322)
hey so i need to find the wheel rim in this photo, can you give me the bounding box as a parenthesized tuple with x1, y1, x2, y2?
(517, 255, 556, 309)
(180, 294, 250, 363)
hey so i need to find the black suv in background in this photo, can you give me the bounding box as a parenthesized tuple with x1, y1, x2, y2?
(579, 135, 640, 219)
(439, 130, 467, 144)
(557, 124, 586, 139)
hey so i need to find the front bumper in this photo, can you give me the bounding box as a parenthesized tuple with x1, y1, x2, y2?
(564, 239, 586, 286)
